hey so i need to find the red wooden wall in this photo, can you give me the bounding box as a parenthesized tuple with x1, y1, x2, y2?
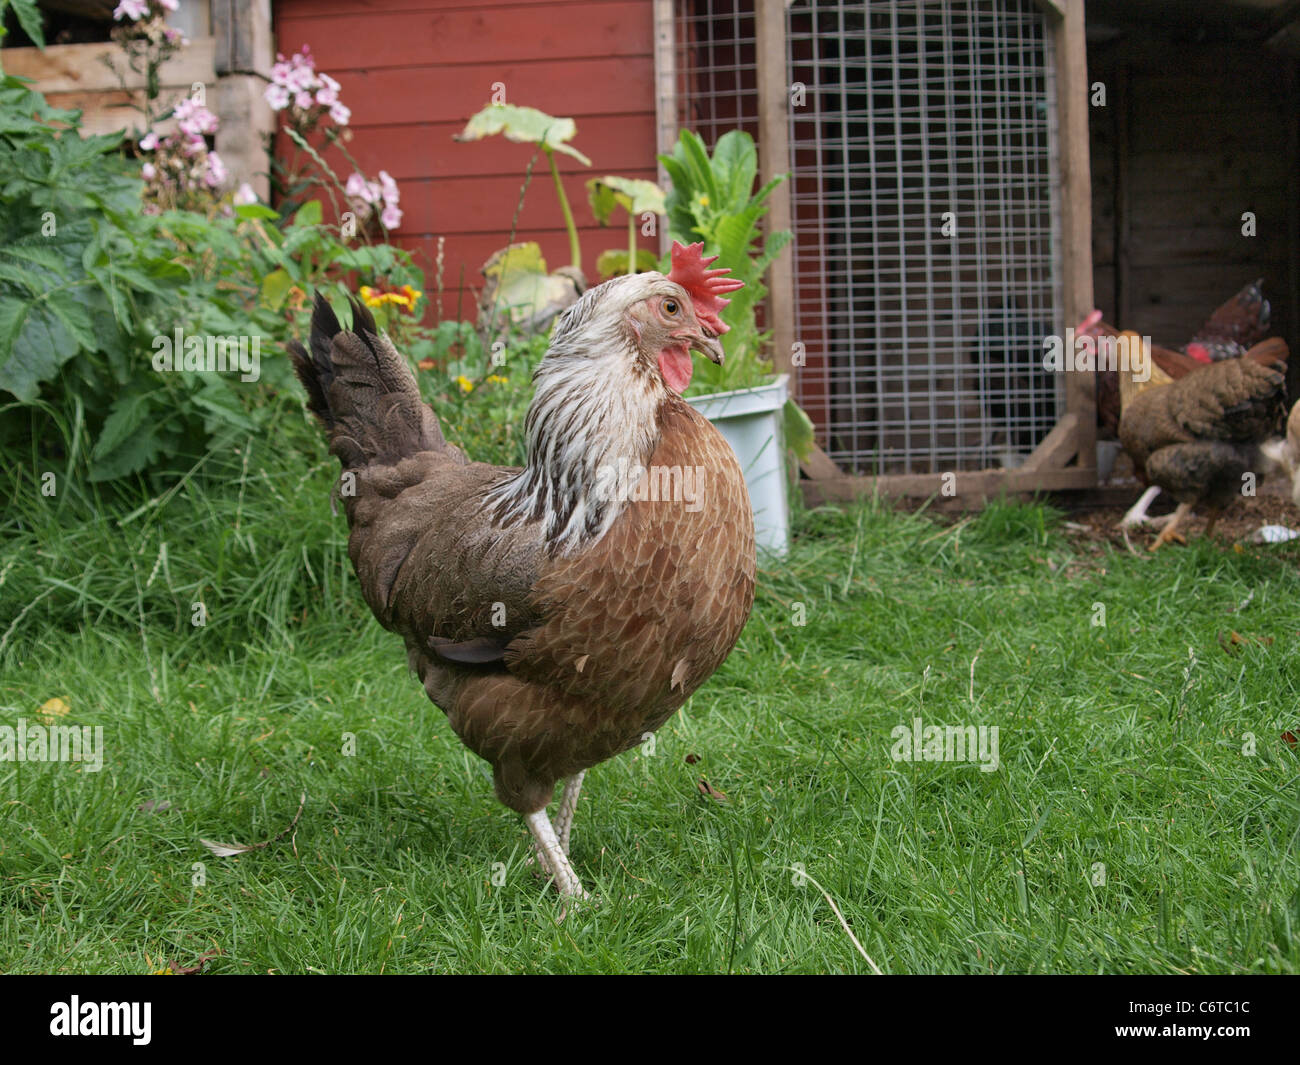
(273, 0, 660, 321)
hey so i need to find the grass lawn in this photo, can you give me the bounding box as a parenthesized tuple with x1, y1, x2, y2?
(2, 450, 1299, 974)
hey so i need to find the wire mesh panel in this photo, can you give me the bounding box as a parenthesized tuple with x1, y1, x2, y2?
(668, 0, 1064, 476)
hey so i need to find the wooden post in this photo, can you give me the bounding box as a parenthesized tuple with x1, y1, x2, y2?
(652, 0, 676, 257)
(212, 0, 275, 200)
(1053, 0, 1097, 472)
(756, 0, 795, 378)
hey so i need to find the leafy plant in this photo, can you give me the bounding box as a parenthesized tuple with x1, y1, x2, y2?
(658, 129, 791, 395)
(587, 175, 665, 278)
(0, 74, 426, 485)
(455, 103, 591, 274)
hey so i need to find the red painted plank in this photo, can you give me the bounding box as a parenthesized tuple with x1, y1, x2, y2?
(299, 58, 654, 126)
(335, 169, 660, 235)
(304, 114, 658, 181)
(277, 1, 651, 71)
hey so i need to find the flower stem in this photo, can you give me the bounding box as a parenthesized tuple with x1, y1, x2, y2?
(627, 213, 636, 276)
(547, 148, 581, 273)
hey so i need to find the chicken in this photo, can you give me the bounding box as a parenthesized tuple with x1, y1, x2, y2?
(1260, 399, 1300, 507)
(1082, 281, 1271, 439)
(1078, 311, 1211, 440)
(1118, 337, 1289, 549)
(288, 242, 756, 899)
(1186, 280, 1271, 363)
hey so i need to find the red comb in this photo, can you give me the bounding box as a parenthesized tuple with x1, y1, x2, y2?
(667, 241, 744, 336)
(1077, 309, 1103, 337)
(1185, 342, 1213, 365)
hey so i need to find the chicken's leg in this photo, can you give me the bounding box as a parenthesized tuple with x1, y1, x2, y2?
(1149, 501, 1193, 550)
(1203, 506, 1223, 539)
(525, 808, 588, 898)
(1119, 485, 1162, 528)
(554, 771, 586, 856)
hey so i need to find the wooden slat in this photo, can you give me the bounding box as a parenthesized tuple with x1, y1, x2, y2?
(1020, 412, 1080, 473)
(3, 38, 217, 95)
(390, 169, 659, 235)
(757, 0, 795, 379)
(1055, 0, 1096, 477)
(314, 114, 657, 181)
(802, 467, 1099, 507)
(333, 58, 654, 126)
(276, 1, 652, 72)
(797, 444, 842, 482)
(652, 0, 675, 252)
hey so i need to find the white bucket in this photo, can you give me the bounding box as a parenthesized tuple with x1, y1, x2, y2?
(687, 374, 790, 556)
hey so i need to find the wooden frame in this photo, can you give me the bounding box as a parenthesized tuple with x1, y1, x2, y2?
(738, 0, 1097, 504)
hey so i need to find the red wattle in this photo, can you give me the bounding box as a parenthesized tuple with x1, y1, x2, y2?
(657, 344, 693, 393)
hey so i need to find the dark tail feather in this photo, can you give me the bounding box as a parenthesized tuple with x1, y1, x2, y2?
(288, 292, 446, 469)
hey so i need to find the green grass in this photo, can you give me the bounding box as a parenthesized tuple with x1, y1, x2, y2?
(2, 447, 1300, 974)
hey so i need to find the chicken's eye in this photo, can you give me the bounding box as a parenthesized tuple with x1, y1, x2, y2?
(662, 298, 680, 316)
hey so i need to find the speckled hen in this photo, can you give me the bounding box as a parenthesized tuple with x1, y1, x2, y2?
(288, 243, 756, 897)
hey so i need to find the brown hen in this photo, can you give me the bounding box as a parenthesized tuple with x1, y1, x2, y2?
(1118, 338, 1289, 549)
(288, 244, 756, 897)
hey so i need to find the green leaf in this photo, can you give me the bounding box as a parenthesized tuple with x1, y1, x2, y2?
(782, 399, 814, 461)
(9, 0, 46, 49)
(294, 199, 322, 227)
(595, 248, 659, 279)
(586, 175, 665, 224)
(92, 390, 155, 462)
(235, 203, 279, 221)
(260, 268, 294, 312)
(454, 103, 593, 166)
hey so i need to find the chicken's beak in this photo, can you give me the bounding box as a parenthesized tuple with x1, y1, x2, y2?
(678, 330, 724, 365)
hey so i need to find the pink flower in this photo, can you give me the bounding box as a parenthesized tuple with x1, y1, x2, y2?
(381, 205, 403, 230)
(329, 101, 351, 126)
(295, 91, 315, 110)
(182, 134, 207, 156)
(205, 152, 228, 188)
(139, 130, 158, 151)
(113, 0, 150, 20)
(319, 73, 341, 94)
(159, 0, 179, 10)
(315, 86, 338, 107)
(270, 61, 292, 85)
(141, 162, 157, 181)
(345, 173, 368, 199)
(378, 171, 400, 204)
(233, 182, 258, 205)
(264, 83, 290, 111)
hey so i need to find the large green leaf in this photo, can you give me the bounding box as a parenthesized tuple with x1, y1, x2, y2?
(586, 176, 665, 224)
(454, 103, 592, 166)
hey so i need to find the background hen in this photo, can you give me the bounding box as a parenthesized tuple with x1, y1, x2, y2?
(288, 243, 756, 898)
(1117, 337, 1289, 549)
(1084, 281, 1272, 440)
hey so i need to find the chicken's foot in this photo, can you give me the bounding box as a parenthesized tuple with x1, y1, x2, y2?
(554, 770, 586, 856)
(1119, 485, 1162, 528)
(525, 808, 588, 899)
(1149, 501, 1194, 550)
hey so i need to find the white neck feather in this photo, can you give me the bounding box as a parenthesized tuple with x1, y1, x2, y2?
(485, 326, 663, 555)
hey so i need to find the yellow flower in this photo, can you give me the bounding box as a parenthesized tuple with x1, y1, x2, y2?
(455, 375, 475, 394)
(359, 284, 423, 313)
(486, 374, 508, 385)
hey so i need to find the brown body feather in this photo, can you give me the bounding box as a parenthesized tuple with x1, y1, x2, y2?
(290, 292, 755, 818)
(1118, 338, 1289, 508)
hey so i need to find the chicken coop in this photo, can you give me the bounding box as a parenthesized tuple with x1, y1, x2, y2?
(662, 0, 1097, 503)
(660, 0, 1300, 504)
